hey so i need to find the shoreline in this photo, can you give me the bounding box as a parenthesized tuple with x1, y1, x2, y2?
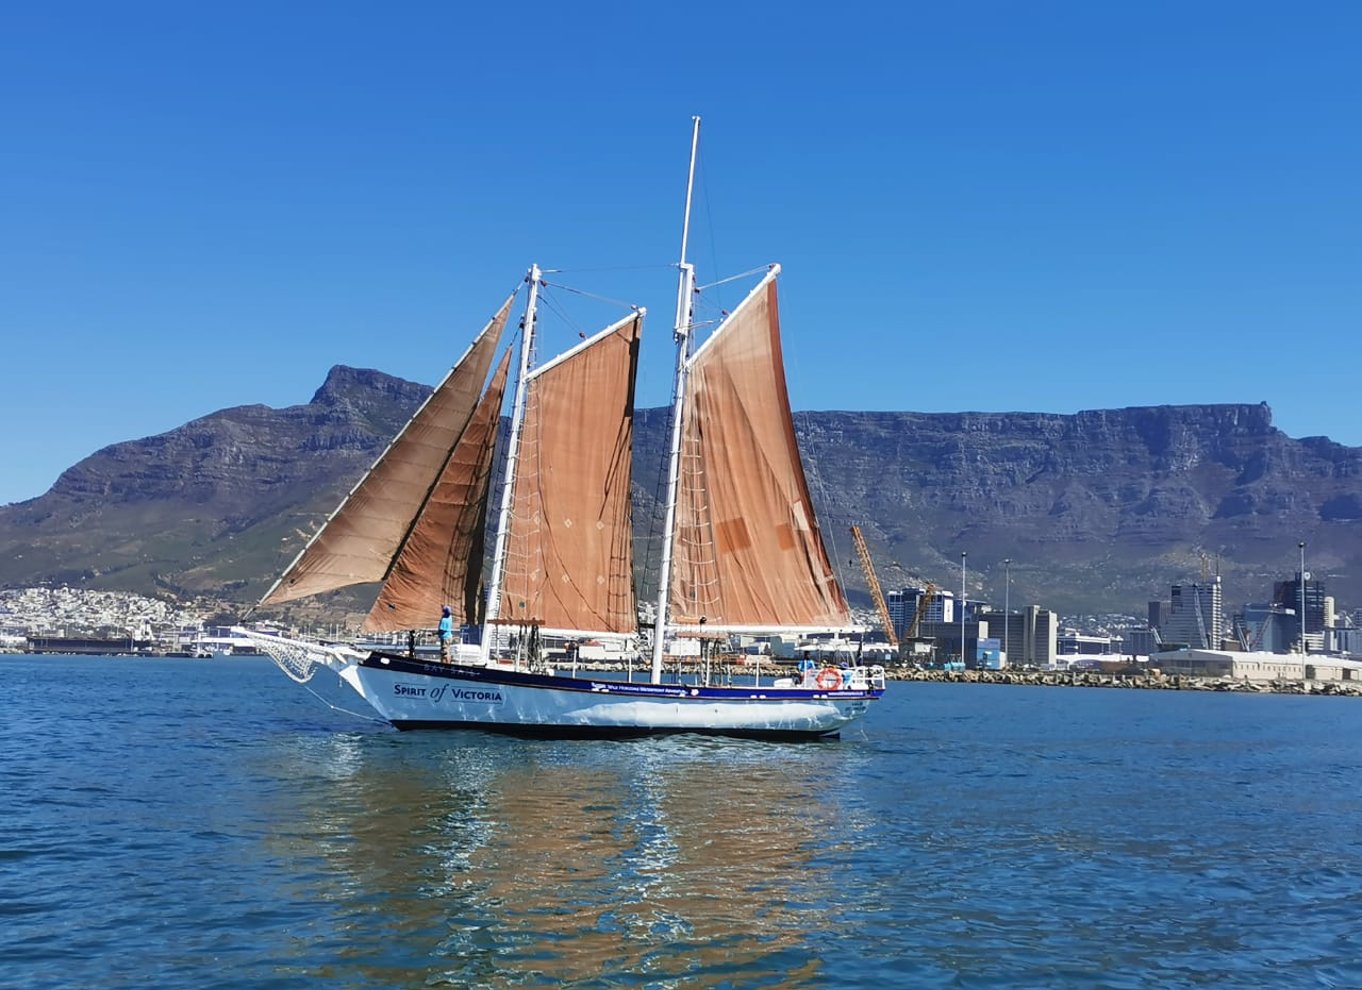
(7, 650, 1358, 697)
(885, 666, 1362, 696)
(540, 659, 1362, 697)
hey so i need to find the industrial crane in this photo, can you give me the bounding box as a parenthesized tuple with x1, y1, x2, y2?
(850, 525, 898, 647)
(907, 582, 937, 640)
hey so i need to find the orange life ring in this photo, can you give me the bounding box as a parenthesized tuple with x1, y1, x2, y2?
(815, 667, 842, 690)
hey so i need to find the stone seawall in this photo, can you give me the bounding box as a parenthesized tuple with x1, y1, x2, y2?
(886, 667, 1362, 696)
(566, 661, 1362, 696)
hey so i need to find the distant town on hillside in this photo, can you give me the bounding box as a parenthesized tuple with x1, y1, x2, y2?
(4, 556, 1359, 671)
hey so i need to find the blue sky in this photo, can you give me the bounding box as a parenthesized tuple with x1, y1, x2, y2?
(2, 1, 1358, 506)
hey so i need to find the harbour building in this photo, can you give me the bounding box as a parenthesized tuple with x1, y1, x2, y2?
(1274, 573, 1327, 650)
(980, 607, 1026, 670)
(886, 589, 911, 634)
(1023, 606, 1058, 669)
(1148, 600, 1169, 632)
(887, 587, 955, 638)
(1058, 632, 1121, 655)
(912, 603, 1056, 668)
(918, 616, 985, 666)
(1330, 625, 1362, 656)
(1158, 579, 1223, 650)
(889, 586, 1056, 668)
(974, 606, 1062, 669)
(1238, 603, 1297, 653)
(1121, 627, 1162, 656)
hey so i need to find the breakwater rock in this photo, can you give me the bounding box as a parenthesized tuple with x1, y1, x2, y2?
(886, 667, 1362, 696)
(565, 661, 1361, 697)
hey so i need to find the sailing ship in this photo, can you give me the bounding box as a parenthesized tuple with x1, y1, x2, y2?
(248, 119, 886, 739)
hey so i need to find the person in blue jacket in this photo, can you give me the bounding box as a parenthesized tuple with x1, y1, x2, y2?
(437, 605, 453, 663)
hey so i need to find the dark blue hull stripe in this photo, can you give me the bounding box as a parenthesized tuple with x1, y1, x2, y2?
(362, 650, 884, 702)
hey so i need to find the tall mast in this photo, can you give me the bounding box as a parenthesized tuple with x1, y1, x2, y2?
(650, 116, 701, 684)
(482, 264, 541, 658)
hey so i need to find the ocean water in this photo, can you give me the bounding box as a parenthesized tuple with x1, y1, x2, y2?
(3, 655, 1362, 989)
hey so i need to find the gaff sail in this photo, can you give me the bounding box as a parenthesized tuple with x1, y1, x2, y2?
(498, 312, 643, 635)
(669, 271, 849, 630)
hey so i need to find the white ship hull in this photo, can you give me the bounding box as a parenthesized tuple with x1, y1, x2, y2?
(259, 635, 882, 740)
(352, 653, 878, 738)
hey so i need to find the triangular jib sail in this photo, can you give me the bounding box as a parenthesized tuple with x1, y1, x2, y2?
(669, 269, 849, 631)
(259, 295, 514, 607)
(363, 345, 513, 633)
(498, 311, 643, 636)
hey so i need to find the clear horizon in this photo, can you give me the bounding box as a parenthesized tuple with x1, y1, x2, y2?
(3, 2, 1359, 505)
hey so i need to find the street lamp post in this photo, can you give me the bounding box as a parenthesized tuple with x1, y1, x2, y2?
(1004, 557, 1012, 666)
(960, 551, 967, 666)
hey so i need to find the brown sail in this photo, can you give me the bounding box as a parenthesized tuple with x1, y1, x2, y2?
(260, 295, 513, 607)
(362, 346, 512, 632)
(499, 312, 642, 634)
(669, 272, 849, 629)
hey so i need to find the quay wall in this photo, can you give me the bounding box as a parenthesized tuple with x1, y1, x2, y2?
(564, 660, 1362, 696)
(884, 667, 1362, 696)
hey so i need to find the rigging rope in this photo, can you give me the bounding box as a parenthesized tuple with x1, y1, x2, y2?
(794, 408, 853, 603)
(539, 279, 642, 313)
(677, 429, 721, 618)
(302, 679, 390, 725)
(251, 632, 392, 723)
(694, 146, 731, 326)
(535, 287, 592, 341)
(540, 263, 673, 274)
(695, 266, 775, 292)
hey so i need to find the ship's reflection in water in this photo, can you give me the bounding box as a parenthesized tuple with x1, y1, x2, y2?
(261, 730, 873, 987)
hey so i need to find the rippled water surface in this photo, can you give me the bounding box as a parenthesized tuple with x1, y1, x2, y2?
(4, 655, 1362, 989)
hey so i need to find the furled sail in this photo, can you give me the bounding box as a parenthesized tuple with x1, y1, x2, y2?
(499, 312, 642, 635)
(259, 295, 513, 607)
(362, 345, 512, 632)
(669, 271, 850, 630)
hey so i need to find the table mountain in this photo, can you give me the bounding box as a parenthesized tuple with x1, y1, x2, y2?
(1, 365, 1357, 620)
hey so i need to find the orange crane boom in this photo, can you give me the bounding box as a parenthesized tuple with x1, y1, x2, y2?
(850, 525, 898, 647)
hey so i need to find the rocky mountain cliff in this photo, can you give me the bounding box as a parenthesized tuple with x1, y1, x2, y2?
(782, 405, 1361, 616)
(2, 366, 1358, 620)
